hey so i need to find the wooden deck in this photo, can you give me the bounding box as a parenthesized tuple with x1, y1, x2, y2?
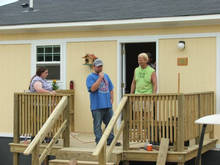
(9, 132, 217, 165)
(10, 91, 217, 165)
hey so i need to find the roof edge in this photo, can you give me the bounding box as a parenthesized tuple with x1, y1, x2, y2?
(1, 14, 220, 31)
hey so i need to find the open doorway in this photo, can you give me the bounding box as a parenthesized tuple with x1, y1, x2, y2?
(122, 42, 156, 94)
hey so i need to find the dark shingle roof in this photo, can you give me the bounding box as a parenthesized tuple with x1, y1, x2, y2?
(1, 0, 220, 26)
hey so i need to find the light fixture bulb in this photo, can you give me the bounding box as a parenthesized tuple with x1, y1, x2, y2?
(178, 41, 185, 50)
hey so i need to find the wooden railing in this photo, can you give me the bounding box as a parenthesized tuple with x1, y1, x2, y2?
(126, 93, 178, 144)
(56, 90, 75, 132)
(14, 93, 62, 138)
(93, 91, 215, 164)
(184, 92, 215, 141)
(13, 91, 213, 165)
(125, 91, 215, 151)
(13, 91, 73, 165)
(92, 96, 128, 164)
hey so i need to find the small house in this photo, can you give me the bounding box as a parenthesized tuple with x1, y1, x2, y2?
(0, 0, 220, 164)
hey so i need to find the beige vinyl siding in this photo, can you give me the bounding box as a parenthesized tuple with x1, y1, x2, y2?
(66, 41, 117, 132)
(0, 44, 31, 134)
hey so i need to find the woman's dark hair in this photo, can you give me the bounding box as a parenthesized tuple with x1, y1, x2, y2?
(29, 67, 48, 90)
(36, 67, 48, 77)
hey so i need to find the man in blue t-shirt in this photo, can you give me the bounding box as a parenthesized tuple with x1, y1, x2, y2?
(86, 59, 114, 145)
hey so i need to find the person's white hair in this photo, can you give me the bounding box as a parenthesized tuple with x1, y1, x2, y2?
(138, 53, 149, 61)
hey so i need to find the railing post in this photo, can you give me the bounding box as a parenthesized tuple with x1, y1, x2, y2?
(177, 94, 184, 152)
(63, 96, 70, 147)
(209, 92, 215, 139)
(98, 142, 106, 165)
(122, 100, 130, 165)
(123, 101, 130, 151)
(32, 143, 40, 165)
(70, 92, 75, 132)
(13, 94, 19, 165)
(196, 94, 201, 144)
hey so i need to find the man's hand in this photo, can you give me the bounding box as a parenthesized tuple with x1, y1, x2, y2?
(99, 72, 104, 79)
(90, 72, 104, 92)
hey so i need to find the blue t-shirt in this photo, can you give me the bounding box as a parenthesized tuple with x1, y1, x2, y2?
(86, 73, 113, 110)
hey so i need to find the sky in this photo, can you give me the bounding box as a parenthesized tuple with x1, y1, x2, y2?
(0, 0, 18, 6)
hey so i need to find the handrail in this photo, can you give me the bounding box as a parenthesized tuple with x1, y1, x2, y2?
(125, 91, 214, 97)
(106, 120, 125, 161)
(92, 96, 128, 156)
(39, 119, 67, 162)
(23, 96, 68, 155)
(125, 93, 180, 97)
(183, 91, 214, 96)
(15, 92, 70, 96)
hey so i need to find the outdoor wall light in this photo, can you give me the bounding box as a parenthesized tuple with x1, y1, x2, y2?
(177, 41, 185, 50)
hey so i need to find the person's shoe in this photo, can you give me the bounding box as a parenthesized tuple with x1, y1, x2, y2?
(115, 142, 121, 146)
(44, 137, 52, 143)
(107, 142, 121, 146)
(44, 137, 59, 144)
(30, 136, 35, 141)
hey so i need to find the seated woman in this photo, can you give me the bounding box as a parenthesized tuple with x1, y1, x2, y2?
(29, 67, 56, 94)
(29, 67, 56, 143)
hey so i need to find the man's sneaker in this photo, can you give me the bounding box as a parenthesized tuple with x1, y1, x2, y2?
(115, 142, 121, 146)
(107, 142, 121, 146)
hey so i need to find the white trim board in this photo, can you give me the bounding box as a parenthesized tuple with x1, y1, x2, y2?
(216, 34, 220, 114)
(116, 41, 122, 102)
(0, 32, 218, 45)
(0, 133, 13, 138)
(1, 14, 220, 30)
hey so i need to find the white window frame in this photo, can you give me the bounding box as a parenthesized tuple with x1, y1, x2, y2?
(31, 42, 66, 89)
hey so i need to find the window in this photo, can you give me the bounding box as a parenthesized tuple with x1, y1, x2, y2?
(36, 45, 61, 80)
(32, 43, 66, 89)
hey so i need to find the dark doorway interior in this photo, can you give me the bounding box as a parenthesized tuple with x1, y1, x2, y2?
(124, 42, 156, 93)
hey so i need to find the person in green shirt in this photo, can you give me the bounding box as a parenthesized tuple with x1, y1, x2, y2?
(130, 52, 157, 94)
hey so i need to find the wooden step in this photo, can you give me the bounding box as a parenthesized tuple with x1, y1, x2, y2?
(55, 147, 122, 162)
(49, 159, 115, 165)
(49, 159, 69, 165)
(55, 147, 97, 161)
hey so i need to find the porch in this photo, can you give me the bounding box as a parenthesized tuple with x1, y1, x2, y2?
(9, 91, 217, 165)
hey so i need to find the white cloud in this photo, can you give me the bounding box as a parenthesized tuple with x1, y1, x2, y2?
(0, 0, 18, 6)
